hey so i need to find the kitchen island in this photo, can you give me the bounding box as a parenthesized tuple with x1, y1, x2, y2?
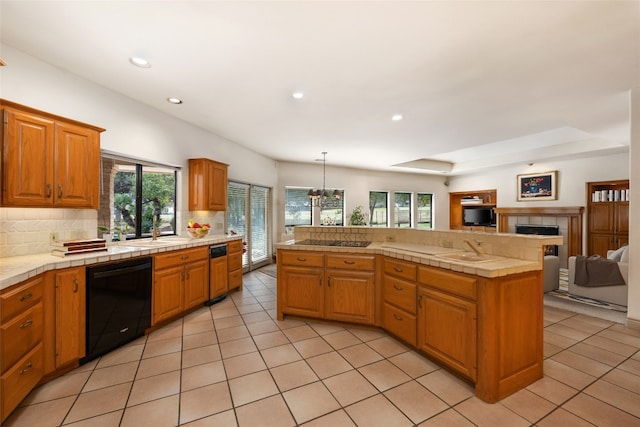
(276, 226, 562, 403)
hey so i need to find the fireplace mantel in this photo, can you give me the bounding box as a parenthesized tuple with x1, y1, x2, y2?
(494, 206, 584, 258)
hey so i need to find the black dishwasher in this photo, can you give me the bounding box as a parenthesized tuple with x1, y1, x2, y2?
(82, 257, 152, 364)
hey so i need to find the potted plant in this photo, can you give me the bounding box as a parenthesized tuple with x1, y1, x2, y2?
(347, 206, 369, 226)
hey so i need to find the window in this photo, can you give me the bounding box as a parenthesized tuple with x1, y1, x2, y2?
(99, 152, 177, 240)
(417, 193, 433, 229)
(285, 187, 312, 233)
(320, 190, 344, 226)
(369, 191, 388, 227)
(394, 192, 412, 228)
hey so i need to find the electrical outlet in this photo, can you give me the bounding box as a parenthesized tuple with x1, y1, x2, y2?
(50, 232, 59, 244)
(385, 235, 396, 242)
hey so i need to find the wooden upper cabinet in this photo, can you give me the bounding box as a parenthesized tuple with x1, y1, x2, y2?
(1, 100, 103, 208)
(188, 158, 228, 211)
(587, 180, 629, 256)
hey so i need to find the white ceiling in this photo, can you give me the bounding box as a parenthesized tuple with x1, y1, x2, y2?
(1, 1, 638, 175)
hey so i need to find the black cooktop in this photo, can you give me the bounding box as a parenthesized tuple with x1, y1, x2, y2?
(294, 239, 371, 248)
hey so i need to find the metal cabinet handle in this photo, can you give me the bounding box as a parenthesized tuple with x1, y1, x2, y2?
(394, 267, 403, 272)
(19, 362, 32, 375)
(393, 314, 403, 321)
(73, 277, 79, 293)
(20, 319, 33, 329)
(393, 284, 403, 291)
(343, 260, 355, 265)
(58, 184, 63, 198)
(417, 295, 423, 309)
(327, 278, 331, 287)
(46, 184, 52, 198)
(296, 257, 307, 262)
(181, 255, 190, 260)
(20, 292, 33, 302)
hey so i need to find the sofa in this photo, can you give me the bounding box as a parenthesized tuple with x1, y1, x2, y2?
(543, 255, 560, 293)
(567, 246, 628, 306)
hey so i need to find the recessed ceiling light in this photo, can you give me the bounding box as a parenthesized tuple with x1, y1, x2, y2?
(292, 91, 304, 100)
(167, 97, 183, 104)
(129, 57, 151, 68)
(391, 114, 404, 121)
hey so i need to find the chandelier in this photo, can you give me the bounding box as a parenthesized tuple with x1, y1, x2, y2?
(308, 152, 341, 208)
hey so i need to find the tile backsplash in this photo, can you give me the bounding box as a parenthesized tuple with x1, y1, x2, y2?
(0, 208, 98, 258)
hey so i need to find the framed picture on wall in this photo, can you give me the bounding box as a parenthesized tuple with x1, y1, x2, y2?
(517, 171, 557, 201)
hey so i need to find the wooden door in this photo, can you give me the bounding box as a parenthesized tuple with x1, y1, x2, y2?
(280, 266, 324, 319)
(210, 256, 229, 299)
(183, 259, 209, 310)
(153, 266, 184, 325)
(417, 287, 476, 381)
(2, 108, 54, 206)
(615, 203, 629, 235)
(54, 122, 100, 208)
(55, 268, 85, 367)
(588, 203, 613, 234)
(325, 270, 375, 324)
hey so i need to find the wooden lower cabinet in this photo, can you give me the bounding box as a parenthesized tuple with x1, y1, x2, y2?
(383, 302, 416, 346)
(277, 251, 376, 325)
(153, 247, 209, 325)
(417, 287, 477, 380)
(54, 267, 86, 368)
(326, 269, 374, 324)
(279, 265, 324, 319)
(210, 256, 228, 299)
(227, 239, 243, 291)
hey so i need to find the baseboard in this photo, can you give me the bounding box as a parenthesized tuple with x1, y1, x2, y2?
(626, 317, 640, 330)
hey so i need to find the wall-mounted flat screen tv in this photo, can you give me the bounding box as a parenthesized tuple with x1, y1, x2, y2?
(463, 207, 495, 226)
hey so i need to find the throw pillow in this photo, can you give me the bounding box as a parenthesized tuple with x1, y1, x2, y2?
(620, 246, 629, 263)
(608, 245, 627, 262)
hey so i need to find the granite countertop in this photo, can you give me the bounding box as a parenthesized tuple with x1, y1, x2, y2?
(275, 240, 541, 279)
(1, 235, 243, 290)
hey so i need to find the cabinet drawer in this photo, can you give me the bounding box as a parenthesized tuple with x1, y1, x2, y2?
(418, 266, 477, 301)
(154, 247, 208, 270)
(384, 276, 416, 314)
(229, 269, 243, 290)
(383, 303, 416, 346)
(383, 258, 417, 282)
(228, 253, 242, 272)
(1, 276, 44, 323)
(1, 342, 44, 419)
(280, 251, 325, 268)
(326, 254, 375, 271)
(1, 302, 44, 373)
(228, 239, 243, 254)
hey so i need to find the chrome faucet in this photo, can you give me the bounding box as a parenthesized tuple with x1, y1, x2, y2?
(152, 215, 159, 240)
(464, 239, 484, 255)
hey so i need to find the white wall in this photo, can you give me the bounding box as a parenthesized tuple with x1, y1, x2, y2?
(448, 154, 629, 208)
(276, 161, 451, 236)
(628, 88, 639, 325)
(0, 44, 278, 244)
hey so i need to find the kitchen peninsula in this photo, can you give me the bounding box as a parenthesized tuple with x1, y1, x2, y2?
(276, 226, 562, 403)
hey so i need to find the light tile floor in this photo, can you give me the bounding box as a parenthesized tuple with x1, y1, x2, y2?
(4, 268, 640, 427)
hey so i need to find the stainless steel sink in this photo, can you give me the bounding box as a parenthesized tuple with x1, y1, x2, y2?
(437, 252, 496, 263)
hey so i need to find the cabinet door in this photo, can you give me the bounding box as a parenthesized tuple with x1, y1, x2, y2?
(2, 108, 54, 206)
(55, 268, 86, 367)
(615, 203, 629, 235)
(589, 234, 615, 258)
(184, 260, 209, 310)
(207, 160, 227, 211)
(153, 266, 184, 325)
(54, 123, 99, 208)
(326, 270, 375, 324)
(210, 256, 229, 299)
(280, 266, 324, 319)
(417, 287, 476, 381)
(588, 203, 613, 233)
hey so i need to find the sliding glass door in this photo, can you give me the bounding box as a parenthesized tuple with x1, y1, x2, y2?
(227, 181, 272, 271)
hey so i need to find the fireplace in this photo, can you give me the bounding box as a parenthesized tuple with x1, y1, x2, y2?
(515, 224, 559, 256)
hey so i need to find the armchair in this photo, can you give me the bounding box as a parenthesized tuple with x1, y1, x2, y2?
(567, 246, 628, 306)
